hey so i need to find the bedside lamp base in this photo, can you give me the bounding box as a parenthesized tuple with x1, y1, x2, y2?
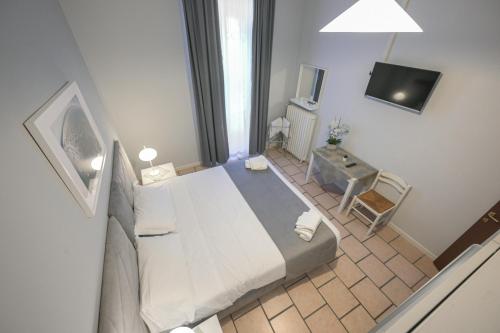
(148, 166, 167, 180)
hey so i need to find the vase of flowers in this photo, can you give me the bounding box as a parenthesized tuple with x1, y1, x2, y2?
(327, 117, 350, 150)
(327, 138, 341, 150)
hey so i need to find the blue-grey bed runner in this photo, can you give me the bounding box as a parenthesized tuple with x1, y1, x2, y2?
(223, 160, 338, 280)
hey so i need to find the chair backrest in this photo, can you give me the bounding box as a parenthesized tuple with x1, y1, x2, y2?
(370, 170, 411, 204)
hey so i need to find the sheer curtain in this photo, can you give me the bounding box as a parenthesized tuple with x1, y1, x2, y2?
(218, 0, 253, 159)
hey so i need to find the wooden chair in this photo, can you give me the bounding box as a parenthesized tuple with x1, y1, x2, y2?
(347, 170, 411, 236)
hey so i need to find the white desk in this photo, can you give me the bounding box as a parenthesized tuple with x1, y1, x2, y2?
(306, 146, 377, 213)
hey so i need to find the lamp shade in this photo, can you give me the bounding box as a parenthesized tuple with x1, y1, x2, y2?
(320, 0, 422, 33)
(90, 155, 104, 171)
(139, 147, 157, 162)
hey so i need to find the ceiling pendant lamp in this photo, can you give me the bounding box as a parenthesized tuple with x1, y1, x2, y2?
(320, 0, 423, 33)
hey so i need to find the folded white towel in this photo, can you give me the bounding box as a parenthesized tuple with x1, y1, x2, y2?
(295, 210, 322, 242)
(245, 155, 268, 171)
(295, 227, 314, 242)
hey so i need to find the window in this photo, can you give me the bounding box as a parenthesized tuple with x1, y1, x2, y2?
(218, 0, 253, 158)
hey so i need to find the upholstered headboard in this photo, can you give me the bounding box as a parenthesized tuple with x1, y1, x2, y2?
(108, 141, 138, 243)
(100, 142, 146, 333)
(99, 217, 148, 333)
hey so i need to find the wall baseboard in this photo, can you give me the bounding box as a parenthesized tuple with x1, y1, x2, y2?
(389, 222, 437, 259)
(175, 161, 201, 171)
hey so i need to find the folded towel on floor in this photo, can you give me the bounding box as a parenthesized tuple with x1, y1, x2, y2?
(245, 155, 268, 171)
(294, 210, 322, 242)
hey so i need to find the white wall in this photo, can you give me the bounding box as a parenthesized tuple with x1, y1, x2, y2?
(268, 0, 306, 122)
(297, 0, 500, 256)
(59, 0, 200, 172)
(0, 1, 116, 332)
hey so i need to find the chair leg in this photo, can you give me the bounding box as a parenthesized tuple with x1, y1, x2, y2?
(384, 208, 398, 225)
(367, 214, 383, 237)
(346, 196, 357, 215)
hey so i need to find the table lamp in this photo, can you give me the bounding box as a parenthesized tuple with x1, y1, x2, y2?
(139, 146, 165, 179)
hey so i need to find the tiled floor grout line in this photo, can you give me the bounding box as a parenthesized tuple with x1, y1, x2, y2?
(414, 275, 429, 286)
(339, 236, 371, 264)
(305, 276, 350, 333)
(383, 260, 422, 290)
(323, 252, 395, 322)
(231, 301, 260, 321)
(377, 276, 404, 306)
(309, 275, 335, 290)
(261, 298, 294, 322)
(356, 227, 429, 287)
(275, 284, 312, 332)
(259, 299, 279, 333)
(388, 234, 426, 264)
(331, 241, 419, 321)
(377, 275, 399, 291)
(339, 272, 395, 321)
(374, 234, 428, 288)
(302, 304, 330, 332)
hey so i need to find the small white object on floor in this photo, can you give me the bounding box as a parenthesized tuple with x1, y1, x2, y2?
(245, 155, 268, 171)
(295, 210, 322, 242)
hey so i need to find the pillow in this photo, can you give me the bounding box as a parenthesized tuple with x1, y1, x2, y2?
(98, 217, 148, 333)
(137, 234, 195, 333)
(134, 182, 177, 236)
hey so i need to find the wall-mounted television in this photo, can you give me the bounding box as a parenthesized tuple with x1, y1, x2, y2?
(365, 62, 441, 114)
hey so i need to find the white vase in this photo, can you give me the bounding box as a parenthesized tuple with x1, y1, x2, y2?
(327, 144, 337, 150)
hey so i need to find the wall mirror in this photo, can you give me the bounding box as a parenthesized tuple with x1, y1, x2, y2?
(292, 64, 328, 111)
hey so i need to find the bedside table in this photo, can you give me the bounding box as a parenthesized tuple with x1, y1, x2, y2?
(141, 162, 177, 185)
(193, 315, 223, 333)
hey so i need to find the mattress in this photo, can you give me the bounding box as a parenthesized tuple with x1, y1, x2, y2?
(158, 166, 286, 325)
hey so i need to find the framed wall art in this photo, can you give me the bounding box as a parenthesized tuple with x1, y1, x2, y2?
(25, 81, 106, 217)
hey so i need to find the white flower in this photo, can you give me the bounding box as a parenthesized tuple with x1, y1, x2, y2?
(328, 116, 350, 140)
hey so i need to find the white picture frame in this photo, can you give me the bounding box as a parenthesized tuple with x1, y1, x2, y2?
(25, 81, 107, 218)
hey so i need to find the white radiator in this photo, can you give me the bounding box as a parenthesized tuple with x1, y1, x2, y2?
(285, 104, 317, 161)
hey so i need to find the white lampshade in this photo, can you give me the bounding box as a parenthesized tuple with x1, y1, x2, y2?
(90, 155, 104, 171)
(139, 147, 157, 162)
(320, 0, 422, 33)
(170, 327, 194, 333)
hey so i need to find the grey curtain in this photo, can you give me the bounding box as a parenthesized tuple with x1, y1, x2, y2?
(249, 0, 276, 154)
(182, 0, 229, 166)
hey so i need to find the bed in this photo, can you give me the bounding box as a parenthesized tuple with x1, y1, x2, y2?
(99, 141, 340, 333)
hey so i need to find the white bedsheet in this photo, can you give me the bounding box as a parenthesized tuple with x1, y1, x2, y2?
(138, 166, 286, 331)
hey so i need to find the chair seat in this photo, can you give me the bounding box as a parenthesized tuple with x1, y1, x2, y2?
(357, 190, 395, 214)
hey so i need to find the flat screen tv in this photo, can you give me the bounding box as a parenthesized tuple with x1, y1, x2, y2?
(365, 62, 441, 114)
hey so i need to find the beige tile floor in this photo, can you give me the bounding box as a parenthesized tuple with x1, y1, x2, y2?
(177, 148, 439, 333)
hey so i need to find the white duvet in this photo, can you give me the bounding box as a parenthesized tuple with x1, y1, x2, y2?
(137, 167, 286, 332)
